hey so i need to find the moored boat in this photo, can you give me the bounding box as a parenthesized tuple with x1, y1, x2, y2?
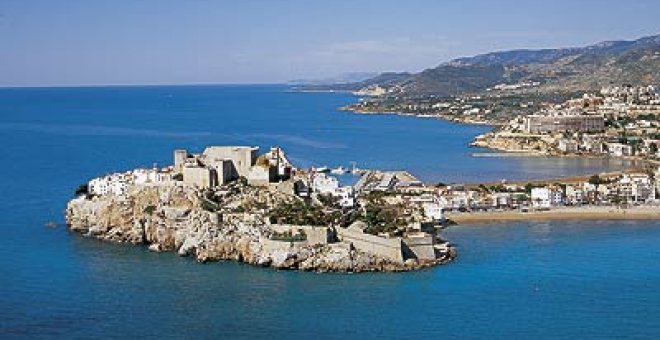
(330, 166, 346, 175)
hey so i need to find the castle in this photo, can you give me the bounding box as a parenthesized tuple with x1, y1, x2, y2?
(174, 146, 292, 188)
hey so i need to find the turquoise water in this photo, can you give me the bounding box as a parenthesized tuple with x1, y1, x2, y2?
(1, 85, 658, 339)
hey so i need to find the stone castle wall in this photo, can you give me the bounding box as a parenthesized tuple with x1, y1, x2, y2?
(337, 227, 404, 264)
(402, 234, 436, 260)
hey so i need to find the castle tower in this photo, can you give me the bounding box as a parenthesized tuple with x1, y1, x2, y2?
(174, 149, 187, 172)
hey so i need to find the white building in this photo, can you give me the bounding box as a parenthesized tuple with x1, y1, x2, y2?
(531, 188, 551, 208)
(558, 139, 579, 153)
(449, 191, 471, 209)
(565, 185, 585, 205)
(311, 173, 355, 207)
(311, 173, 339, 194)
(88, 167, 175, 196)
(490, 193, 512, 208)
(531, 187, 563, 208)
(618, 174, 654, 203)
(597, 184, 615, 201)
(89, 174, 130, 196)
(605, 143, 634, 157)
(133, 168, 172, 185)
(423, 202, 444, 221)
(335, 186, 355, 208)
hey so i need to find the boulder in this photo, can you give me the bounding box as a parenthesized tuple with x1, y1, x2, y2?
(148, 243, 164, 252)
(178, 237, 200, 256)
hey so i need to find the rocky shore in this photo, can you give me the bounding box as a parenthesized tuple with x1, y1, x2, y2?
(340, 105, 498, 125)
(66, 183, 454, 273)
(471, 131, 660, 167)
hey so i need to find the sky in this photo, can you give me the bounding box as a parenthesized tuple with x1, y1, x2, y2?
(1, 0, 659, 86)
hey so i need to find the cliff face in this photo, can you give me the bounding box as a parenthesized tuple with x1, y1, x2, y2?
(66, 184, 446, 272)
(472, 133, 554, 154)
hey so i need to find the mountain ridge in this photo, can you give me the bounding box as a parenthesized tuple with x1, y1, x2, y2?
(327, 33, 660, 96)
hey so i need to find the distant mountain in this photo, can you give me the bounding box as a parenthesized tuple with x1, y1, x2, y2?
(338, 34, 660, 96)
(395, 64, 509, 96)
(288, 72, 379, 86)
(292, 72, 411, 91)
(447, 39, 645, 66)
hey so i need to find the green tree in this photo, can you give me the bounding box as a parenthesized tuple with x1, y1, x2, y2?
(588, 175, 602, 186)
(74, 184, 88, 197)
(524, 183, 534, 194)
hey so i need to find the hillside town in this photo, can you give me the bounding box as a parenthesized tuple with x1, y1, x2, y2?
(342, 82, 578, 125)
(346, 82, 660, 129)
(472, 85, 660, 161)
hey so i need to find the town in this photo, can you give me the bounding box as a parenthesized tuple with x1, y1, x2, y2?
(348, 84, 660, 162)
(85, 144, 660, 222)
(73, 142, 660, 273)
(472, 85, 660, 161)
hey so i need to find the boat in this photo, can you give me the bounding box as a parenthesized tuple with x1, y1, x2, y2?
(314, 166, 329, 173)
(330, 166, 346, 175)
(348, 161, 361, 175)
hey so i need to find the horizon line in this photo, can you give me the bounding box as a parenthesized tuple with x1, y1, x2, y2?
(0, 81, 292, 89)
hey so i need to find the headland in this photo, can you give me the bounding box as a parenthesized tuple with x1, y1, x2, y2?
(66, 146, 454, 272)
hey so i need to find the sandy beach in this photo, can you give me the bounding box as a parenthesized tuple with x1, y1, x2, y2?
(446, 205, 660, 224)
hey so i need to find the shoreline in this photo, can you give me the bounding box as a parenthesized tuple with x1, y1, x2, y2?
(288, 88, 355, 94)
(446, 206, 660, 224)
(339, 105, 502, 126)
(335, 99, 660, 226)
(340, 102, 659, 167)
(471, 144, 659, 167)
(471, 134, 660, 166)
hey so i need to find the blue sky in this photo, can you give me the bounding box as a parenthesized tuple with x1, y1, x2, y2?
(1, 0, 659, 86)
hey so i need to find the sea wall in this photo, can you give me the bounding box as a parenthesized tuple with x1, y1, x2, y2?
(402, 234, 437, 260)
(270, 224, 334, 245)
(336, 227, 404, 264)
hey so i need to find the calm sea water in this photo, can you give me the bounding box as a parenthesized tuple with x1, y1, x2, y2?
(1, 85, 658, 339)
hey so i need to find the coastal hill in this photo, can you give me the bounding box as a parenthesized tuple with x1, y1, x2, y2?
(296, 71, 411, 91)
(307, 34, 660, 96)
(288, 72, 380, 86)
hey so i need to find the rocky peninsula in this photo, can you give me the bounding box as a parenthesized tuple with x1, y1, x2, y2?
(66, 146, 455, 273)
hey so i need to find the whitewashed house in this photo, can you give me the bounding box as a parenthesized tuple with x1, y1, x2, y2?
(531, 187, 563, 208)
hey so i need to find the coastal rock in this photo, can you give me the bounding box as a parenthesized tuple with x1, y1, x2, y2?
(148, 243, 164, 252)
(178, 237, 200, 257)
(66, 184, 455, 272)
(270, 249, 296, 268)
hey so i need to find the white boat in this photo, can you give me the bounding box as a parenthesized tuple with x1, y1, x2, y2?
(348, 161, 361, 175)
(315, 166, 330, 173)
(330, 166, 346, 175)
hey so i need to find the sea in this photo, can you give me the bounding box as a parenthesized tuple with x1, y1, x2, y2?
(1, 85, 659, 339)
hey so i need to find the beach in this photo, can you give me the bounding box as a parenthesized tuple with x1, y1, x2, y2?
(447, 205, 660, 224)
